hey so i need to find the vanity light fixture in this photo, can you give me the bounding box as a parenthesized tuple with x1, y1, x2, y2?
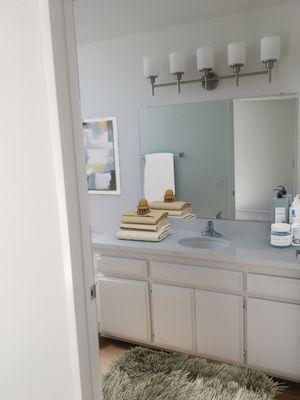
(143, 57, 160, 96)
(228, 42, 246, 87)
(169, 52, 186, 93)
(197, 47, 217, 90)
(261, 36, 281, 83)
(144, 36, 280, 95)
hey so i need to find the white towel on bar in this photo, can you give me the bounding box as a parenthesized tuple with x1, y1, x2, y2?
(144, 153, 175, 202)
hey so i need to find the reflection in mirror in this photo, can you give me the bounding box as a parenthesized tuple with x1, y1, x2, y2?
(139, 95, 297, 221)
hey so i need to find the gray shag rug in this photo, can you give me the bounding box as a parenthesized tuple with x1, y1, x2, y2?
(103, 347, 283, 400)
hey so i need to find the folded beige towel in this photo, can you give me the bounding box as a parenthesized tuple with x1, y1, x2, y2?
(120, 220, 170, 232)
(117, 224, 171, 242)
(150, 201, 190, 211)
(170, 213, 196, 219)
(121, 209, 168, 225)
(167, 208, 192, 216)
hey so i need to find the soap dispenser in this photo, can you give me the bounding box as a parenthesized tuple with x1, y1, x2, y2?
(272, 188, 289, 223)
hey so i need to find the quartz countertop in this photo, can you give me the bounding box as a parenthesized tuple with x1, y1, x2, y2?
(92, 219, 300, 275)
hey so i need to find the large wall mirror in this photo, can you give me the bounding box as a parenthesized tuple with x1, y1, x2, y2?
(139, 95, 298, 221)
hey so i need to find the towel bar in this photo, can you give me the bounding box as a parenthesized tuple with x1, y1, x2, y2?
(141, 152, 185, 160)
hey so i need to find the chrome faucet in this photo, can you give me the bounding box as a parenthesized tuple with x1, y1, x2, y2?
(202, 220, 222, 238)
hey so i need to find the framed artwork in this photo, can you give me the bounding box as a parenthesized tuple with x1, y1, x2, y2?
(83, 117, 121, 194)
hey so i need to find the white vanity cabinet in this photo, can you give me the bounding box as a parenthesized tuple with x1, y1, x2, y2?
(94, 250, 300, 381)
(195, 290, 244, 364)
(97, 277, 151, 343)
(151, 284, 195, 352)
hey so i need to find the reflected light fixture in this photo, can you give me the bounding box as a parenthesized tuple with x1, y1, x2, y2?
(144, 36, 280, 96)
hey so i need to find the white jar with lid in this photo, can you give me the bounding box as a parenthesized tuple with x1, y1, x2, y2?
(270, 223, 292, 248)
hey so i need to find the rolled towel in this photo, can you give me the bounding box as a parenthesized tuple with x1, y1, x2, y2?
(121, 209, 168, 225)
(120, 220, 170, 232)
(117, 224, 171, 242)
(150, 201, 190, 211)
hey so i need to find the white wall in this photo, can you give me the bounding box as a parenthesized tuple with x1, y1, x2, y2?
(234, 98, 297, 219)
(0, 1, 94, 399)
(76, 0, 300, 232)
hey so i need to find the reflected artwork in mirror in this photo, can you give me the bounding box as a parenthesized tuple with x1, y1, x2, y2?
(139, 95, 297, 221)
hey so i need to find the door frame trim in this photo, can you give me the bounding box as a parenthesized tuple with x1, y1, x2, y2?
(39, 1, 101, 399)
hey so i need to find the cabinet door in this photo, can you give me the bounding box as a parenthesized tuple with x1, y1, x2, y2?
(152, 284, 195, 352)
(247, 298, 300, 380)
(195, 290, 243, 363)
(98, 277, 150, 342)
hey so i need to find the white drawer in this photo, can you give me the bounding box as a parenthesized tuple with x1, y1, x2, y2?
(96, 255, 148, 279)
(248, 273, 300, 303)
(151, 261, 243, 293)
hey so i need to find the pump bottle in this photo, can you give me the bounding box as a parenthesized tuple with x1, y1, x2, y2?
(271, 188, 289, 224)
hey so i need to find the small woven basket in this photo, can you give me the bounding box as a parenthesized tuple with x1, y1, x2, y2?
(137, 198, 150, 215)
(164, 189, 175, 203)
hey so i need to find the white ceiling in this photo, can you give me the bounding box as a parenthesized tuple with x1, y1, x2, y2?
(74, 0, 292, 45)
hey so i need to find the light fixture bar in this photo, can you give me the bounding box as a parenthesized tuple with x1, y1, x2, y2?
(153, 69, 268, 89)
(144, 37, 280, 95)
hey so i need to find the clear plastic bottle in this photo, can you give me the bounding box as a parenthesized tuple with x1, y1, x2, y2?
(292, 217, 300, 246)
(289, 195, 300, 224)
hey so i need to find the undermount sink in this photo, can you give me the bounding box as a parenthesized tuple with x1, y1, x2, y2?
(178, 236, 229, 249)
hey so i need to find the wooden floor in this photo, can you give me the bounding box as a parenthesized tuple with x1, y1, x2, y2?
(99, 337, 133, 376)
(99, 337, 300, 399)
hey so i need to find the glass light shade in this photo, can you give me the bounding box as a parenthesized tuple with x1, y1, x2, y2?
(228, 42, 246, 66)
(261, 36, 280, 62)
(169, 52, 186, 74)
(197, 47, 215, 70)
(143, 57, 159, 78)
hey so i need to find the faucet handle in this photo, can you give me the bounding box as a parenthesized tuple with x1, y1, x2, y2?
(214, 210, 222, 219)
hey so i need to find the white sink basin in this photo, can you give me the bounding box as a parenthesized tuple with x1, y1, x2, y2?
(178, 236, 229, 249)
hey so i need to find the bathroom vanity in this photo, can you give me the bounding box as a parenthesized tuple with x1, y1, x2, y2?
(93, 219, 300, 381)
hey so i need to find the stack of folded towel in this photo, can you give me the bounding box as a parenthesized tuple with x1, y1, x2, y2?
(150, 200, 196, 219)
(117, 209, 171, 241)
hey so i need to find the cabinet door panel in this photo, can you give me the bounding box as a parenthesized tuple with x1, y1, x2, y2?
(247, 298, 300, 379)
(195, 290, 243, 363)
(152, 284, 195, 352)
(151, 261, 243, 293)
(99, 278, 150, 342)
(97, 255, 148, 278)
(248, 274, 300, 303)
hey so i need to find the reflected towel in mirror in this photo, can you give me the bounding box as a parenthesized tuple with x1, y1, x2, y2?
(144, 153, 175, 202)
